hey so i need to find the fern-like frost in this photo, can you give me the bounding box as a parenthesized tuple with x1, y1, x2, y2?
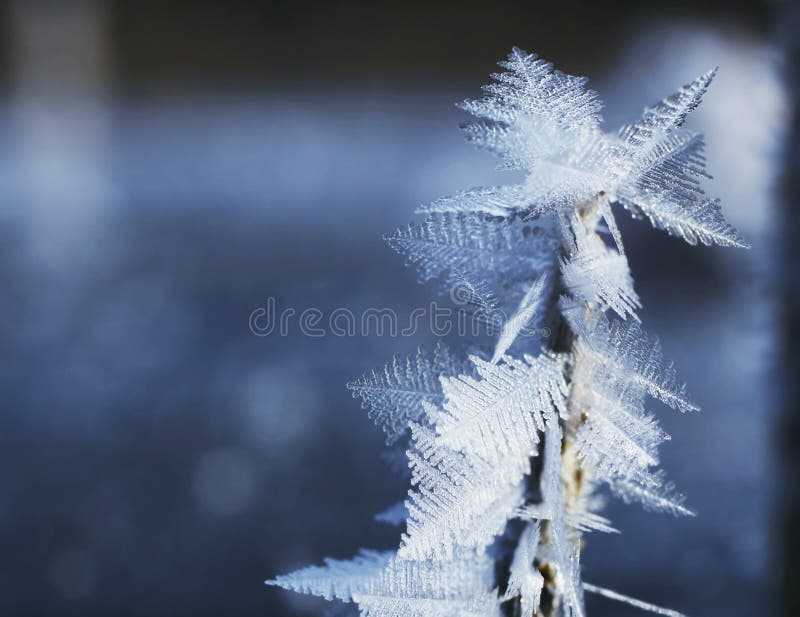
(348, 342, 468, 444)
(270, 47, 744, 617)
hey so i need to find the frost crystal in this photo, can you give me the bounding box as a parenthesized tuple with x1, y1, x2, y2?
(384, 213, 557, 293)
(491, 275, 550, 364)
(348, 342, 469, 445)
(269, 48, 746, 617)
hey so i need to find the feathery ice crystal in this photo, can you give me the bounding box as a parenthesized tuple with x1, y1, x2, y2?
(268, 48, 747, 617)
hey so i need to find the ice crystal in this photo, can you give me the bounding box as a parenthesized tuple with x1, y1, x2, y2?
(491, 275, 550, 364)
(348, 342, 468, 445)
(269, 549, 499, 617)
(269, 48, 746, 617)
(384, 213, 557, 293)
(504, 522, 543, 616)
(267, 550, 393, 602)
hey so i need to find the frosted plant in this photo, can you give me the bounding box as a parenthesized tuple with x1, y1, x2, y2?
(268, 48, 747, 617)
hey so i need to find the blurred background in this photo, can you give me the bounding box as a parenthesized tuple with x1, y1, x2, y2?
(0, 0, 794, 615)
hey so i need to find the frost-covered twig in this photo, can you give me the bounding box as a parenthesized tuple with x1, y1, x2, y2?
(269, 47, 746, 617)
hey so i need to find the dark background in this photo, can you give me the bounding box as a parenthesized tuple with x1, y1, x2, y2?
(0, 1, 792, 616)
